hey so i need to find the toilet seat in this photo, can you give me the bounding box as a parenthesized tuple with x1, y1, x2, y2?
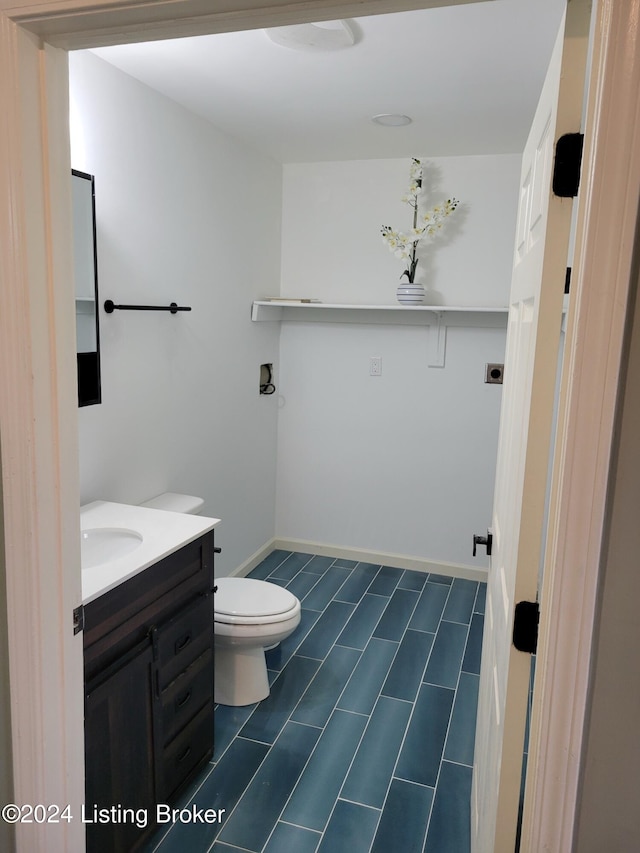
(215, 577, 300, 625)
(213, 576, 301, 705)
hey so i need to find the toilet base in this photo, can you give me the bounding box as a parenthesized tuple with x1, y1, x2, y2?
(214, 645, 270, 706)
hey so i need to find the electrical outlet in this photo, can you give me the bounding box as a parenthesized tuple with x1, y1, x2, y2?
(370, 356, 382, 376)
(485, 363, 504, 384)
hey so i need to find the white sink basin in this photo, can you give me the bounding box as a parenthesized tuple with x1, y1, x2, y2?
(81, 527, 143, 569)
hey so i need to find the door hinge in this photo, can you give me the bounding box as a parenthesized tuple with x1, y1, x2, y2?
(513, 601, 540, 654)
(565, 266, 572, 294)
(553, 132, 584, 198)
(73, 605, 84, 635)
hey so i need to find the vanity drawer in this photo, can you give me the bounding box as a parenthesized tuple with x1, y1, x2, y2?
(160, 648, 213, 746)
(154, 593, 213, 689)
(159, 703, 213, 801)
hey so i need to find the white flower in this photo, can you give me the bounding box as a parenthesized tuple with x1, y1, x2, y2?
(409, 159, 423, 182)
(381, 160, 460, 283)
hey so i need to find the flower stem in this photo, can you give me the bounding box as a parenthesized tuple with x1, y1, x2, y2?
(409, 181, 419, 283)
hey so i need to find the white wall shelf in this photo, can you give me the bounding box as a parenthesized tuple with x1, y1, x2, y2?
(252, 300, 508, 322)
(251, 301, 509, 367)
(75, 296, 96, 315)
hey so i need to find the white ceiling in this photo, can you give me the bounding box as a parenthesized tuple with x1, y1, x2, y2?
(89, 0, 566, 164)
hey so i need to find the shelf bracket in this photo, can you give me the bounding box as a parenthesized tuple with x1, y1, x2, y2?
(427, 312, 447, 368)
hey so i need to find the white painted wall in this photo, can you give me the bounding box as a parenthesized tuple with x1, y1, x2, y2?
(280, 156, 521, 306)
(70, 58, 519, 573)
(275, 321, 507, 567)
(276, 156, 520, 568)
(70, 51, 282, 576)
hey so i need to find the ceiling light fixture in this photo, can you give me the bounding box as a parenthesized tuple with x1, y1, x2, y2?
(372, 114, 413, 127)
(265, 20, 356, 51)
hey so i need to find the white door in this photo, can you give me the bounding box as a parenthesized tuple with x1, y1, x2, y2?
(471, 3, 590, 850)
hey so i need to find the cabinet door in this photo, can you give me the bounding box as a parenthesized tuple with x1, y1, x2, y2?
(85, 640, 155, 853)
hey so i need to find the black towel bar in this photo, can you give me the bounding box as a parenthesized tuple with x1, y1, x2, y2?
(104, 300, 191, 314)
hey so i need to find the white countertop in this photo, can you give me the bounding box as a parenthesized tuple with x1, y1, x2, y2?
(80, 501, 220, 604)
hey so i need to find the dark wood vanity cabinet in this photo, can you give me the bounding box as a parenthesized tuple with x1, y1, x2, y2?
(83, 531, 215, 852)
(84, 641, 156, 853)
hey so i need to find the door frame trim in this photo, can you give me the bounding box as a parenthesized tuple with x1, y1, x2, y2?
(522, 0, 640, 849)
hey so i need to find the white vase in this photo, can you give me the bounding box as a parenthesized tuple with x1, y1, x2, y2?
(396, 281, 425, 305)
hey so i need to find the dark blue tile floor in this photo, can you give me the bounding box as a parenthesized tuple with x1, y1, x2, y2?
(148, 550, 486, 853)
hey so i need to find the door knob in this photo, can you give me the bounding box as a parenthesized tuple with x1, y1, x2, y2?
(473, 531, 493, 557)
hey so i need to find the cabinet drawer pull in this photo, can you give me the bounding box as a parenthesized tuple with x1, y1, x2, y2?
(176, 689, 192, 710)
(174, 631, 192, 654)
(177, 745, 192, 764)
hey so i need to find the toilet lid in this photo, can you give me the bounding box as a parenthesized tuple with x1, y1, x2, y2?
(215, 577, 299, 621)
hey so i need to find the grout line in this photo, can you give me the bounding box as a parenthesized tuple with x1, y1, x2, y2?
(209, 713, 256, 767)
(235, 733, 272, 746)
(388, 775, 437, 791)
(284, 596, 418, 846)
(211, 718, 311, 848)
(332, 577, 437, 852)
(206, 840, 251, 853)
(367, 579, 478, 852)
(441, 617, 476, 627)
(263, 704, 345, 848)
(254, 593, 377, 849)
(334, 796, 383, 812)
(277, 819, 323, 832)
(156, 553, 481, 853)
(441, 757, 475, 770)
(293, 652, 327, 662)
(421, 681, 456, 691)
(315, 713, 381, 850)
(298, 564, 351, 597)
(332, 706, 369, 718)
(360, 587, 446, 852)
(421, 594, 477, 853)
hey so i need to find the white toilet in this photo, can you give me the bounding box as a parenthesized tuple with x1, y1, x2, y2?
(214, 576, 300, 705)
(140, 492, 302, 707)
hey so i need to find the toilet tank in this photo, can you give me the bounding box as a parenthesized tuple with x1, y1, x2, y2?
(140, 492, 204, 515)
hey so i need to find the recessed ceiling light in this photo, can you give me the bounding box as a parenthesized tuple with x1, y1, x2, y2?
(265, 20, 356, 51)
(372, 114, 413, 127)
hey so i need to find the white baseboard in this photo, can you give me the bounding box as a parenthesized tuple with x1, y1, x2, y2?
(226, 538, 278, 578)
(229, 536, 488, 583)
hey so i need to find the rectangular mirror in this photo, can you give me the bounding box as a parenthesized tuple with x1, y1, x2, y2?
(72, 169, 101, 407)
